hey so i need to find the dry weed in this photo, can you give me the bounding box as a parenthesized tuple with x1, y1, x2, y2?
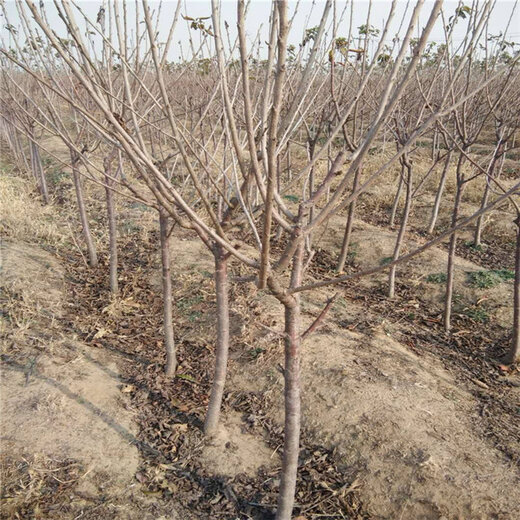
(0, 174, 64, 247)
(0, 453, 85, 519)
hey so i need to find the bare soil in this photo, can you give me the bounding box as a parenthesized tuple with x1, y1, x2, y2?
(0, 241, 153, 519)
(1, 162, 519, 519)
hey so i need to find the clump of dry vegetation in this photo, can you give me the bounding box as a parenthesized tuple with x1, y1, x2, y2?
(0, 165, 63, 247)
(1, 454, 85, 519)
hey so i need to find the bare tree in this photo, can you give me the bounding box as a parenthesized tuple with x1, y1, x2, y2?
(3, 2, 519, 519)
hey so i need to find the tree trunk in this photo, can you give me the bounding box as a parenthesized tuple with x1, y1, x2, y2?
(275, 242, 304, 520)
(70, 148, 98, 267)
(497, 145, 507, 178)
(103, 154, 118, 294)
(307, 140, 316, 249)
(337, 167, 361, 272)
(19, 133, 31, 175)
(13, 130, 29, 175)
(389, 164, 405, 228)
(28, 136, 38, 182)
(474, 143, 501, 246)
(474, 182, 490, 247)
(506, 216, 520, 364)
(204, 244, 230, 434)
(3, 121, 30, 176)
(444, 155, 465, 332)
(427, 150, 452, 234)
(388, 158, 412, 298)
(159, 209, 176, 377)
(30, 140, 49, 204)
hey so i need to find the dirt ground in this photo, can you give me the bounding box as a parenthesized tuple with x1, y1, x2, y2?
(0, 241, 157, 519)
(179, 230, 520, 519)
(1, 156, 520, 519)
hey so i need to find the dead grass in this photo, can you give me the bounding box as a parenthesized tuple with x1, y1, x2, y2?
(0, 453, 85, 520)
(0, 173, 65, 248)
(0, 285, 37, 345)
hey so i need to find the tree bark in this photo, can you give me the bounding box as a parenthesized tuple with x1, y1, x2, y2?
(275, 242, 304, 520)
(307, 139, 316, 249)
(70, 148, 98, 267)
(388, 158, 412, 298)
(30, 140, 49, 204)
(432, 126, 438, 160)
(258, 0, 289, 288)
(474, 182, 490, 247)
(103, 153, 118, 294)
(506, 216, 520, 364)
(389, 164, 404, 228)
(337, 167, 361, 272)
(14, 130, 30, 175)
(474, 141, 502, 246)
(159, 209, 176, 377)
(444, 154, 465, 332)
(204, 243, 230, 434)
(427, 150, 452, 235)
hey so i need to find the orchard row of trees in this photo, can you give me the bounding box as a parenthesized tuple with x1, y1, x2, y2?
(1, 1, 519, 518)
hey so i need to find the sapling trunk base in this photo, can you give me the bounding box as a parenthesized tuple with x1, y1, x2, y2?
(159, 209, 176, 377)
(103, 154, 118, 295)
(506, 216, 520, 364)
(70, 149, 98, 267)
(275, 242, 304, 520)
(428, 151, 451, 235)
(444, 155, 466, 332)
(30, 141, 49, 205)
(389, 158, 412, 298)
(204, 244, 230, 435)
(337, 167, 361, 272)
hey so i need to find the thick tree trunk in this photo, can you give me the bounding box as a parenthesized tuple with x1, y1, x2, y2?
(204, 244, 230, 434)
(337, 167, 361, 272)
(506, 216, 520, 364)
(275, 242, 304, 520)
(427, 150, 451, 235)
(70, 148, 98, 267)
(388, 159, 412, 298)
(159, 209, 176, 377)
(103, 154, 118, 294)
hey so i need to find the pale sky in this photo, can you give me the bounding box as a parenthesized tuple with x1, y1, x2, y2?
(2, 1, 519, 61)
